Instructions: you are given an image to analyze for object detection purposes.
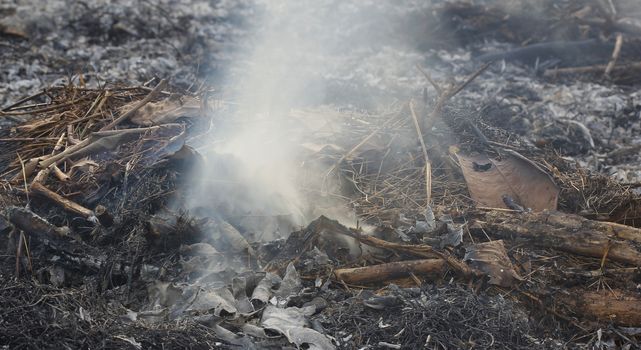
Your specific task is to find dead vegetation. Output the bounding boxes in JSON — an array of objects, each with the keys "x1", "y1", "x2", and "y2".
[{"x1": 3, "y1": 0, "x2": 641, "y2": 349}]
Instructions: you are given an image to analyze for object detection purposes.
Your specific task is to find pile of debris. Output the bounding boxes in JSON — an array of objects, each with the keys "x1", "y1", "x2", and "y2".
[
  {"x1": 3, "y1": 0, "x2": 641, "y2": 349},
  {"x1": 0, "y1": 70, "x2": 640, "y2": 349}
]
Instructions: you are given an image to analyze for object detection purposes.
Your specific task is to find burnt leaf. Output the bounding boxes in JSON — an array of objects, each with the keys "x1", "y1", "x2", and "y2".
[{"x1": 456, "y1": 150, "x2": 559, "y2": 211}]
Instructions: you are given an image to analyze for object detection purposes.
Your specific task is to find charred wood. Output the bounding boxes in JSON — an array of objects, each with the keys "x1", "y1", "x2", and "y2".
[
  {"x1": 94, "y1": 205, "x2": 114, "y2": 227},
  {"x1": 6, "y1": 206, "x2": 69, "y2": 239}
]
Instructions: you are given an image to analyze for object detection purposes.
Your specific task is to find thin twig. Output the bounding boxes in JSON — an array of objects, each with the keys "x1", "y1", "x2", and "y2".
[
  {"x1": 0, "y1": 95, "x2": 93, "y2": 116},
  {"x1": 33, "y1": 133, "x2": 66, "y2": 184},
  {"x1": 1, "y1": 91, "x2": 46, "y2": 112},
  {"x1": 21, "y1": 232, "x2": 32, "y2": 273},
  {"x1": 100, "y1": 79, "x2": 167, "y2": 131},
  {"x1": 416, "y1": 64, "x2": 443, "y2": 95},
  {"x1": 15, "y1": 231, "x2": 24, "y2": 277},
  {"x1": 425, "y1": 62, "x2": 492, "y2": 130},
  {"x1": 0, "y1": 138, "x2": 60, "y2": 142},
  {"x1": 447, "y1": 61, "x2": 493, "y2": 100},
  {"x1": 605, "y1": 33, "x2": 624, "y2": 77},
  {"x1": 409, "y1": 100, "x2": 432, "y2": 205}
]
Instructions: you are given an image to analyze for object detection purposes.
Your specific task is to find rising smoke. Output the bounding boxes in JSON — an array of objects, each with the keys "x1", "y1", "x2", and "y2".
[{"x1": 188, "y1": 0, "x2": 429, "y2": 241}]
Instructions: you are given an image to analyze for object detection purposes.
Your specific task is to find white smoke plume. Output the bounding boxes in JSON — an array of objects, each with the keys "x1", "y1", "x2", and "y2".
[{"x1": 188, "y1": 0, "x2": 427, "y2": 240}]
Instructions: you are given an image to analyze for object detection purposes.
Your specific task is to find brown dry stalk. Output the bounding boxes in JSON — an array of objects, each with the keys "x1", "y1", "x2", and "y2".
[
  {"x1": 409, "y1": 100, "x2": 432, "y2": 205},
  {"x1": 605, "y1": 33, "x2": 624, "y2": 77}
]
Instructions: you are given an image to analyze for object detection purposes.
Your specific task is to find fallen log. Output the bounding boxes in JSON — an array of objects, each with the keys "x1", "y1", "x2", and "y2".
[
  {"x1": 334, "y1": 259, "x2": 445, "y2": 285},
  {"x1": 477, "y1": 210, "x2": 641, "y2": 266},
  {"x1": 559, "y1": 289, "x2": 641, "y2": 326}
]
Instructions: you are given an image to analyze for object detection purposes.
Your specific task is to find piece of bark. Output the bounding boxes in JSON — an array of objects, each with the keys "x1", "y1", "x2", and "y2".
[
  {"x1": 478, "y1": 210, "x2": 641, "y2": 266},
  {"x1": 456, "y1": 151, "x2": 559, "y2": 211},
  {"x1": 334, "y1": 259, "x2": 445, "y2": 285},
  {"x1": 464, "y1": 240, "x2": 523, "y2": 287},
  {"x1": 560, "y1": 289, "x2": 641, "y2": 326},
  {"x1": 30, "y1": 181, "x2": 96, "y2": 220}
]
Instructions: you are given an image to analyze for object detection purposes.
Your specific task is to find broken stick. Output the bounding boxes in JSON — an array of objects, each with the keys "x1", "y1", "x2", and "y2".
[
  {"x1": 334, "y1": 259, "x2": 445, "y2": 285},
  {"x1": 30, "y1": 182, "x2": 96, "y2": 221},
  {"x1": 342, "y1": 230, "x2": 479, "y2": 278}
]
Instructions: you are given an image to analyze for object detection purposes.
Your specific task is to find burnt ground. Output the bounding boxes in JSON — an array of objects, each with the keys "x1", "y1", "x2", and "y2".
[{"x1": 3, "y1": 0, "x2": 641, "y2": 349}]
